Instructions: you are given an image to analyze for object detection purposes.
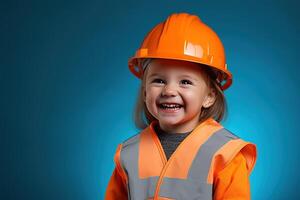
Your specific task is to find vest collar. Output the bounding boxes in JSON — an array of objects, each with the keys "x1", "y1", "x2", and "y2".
[{"x1": 139, "y1": 117, "x2": 223, "y2": 179}]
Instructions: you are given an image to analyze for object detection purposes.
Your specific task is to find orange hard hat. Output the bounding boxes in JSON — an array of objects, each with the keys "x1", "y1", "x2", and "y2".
[{"x1": 128, "y1": 13, "x2": 232, "y2": 90}]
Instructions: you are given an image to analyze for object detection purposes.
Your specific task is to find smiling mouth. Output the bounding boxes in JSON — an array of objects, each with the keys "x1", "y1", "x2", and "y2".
[{"x1": 158, "y1": 103, "x2": 183, "y2": 111}]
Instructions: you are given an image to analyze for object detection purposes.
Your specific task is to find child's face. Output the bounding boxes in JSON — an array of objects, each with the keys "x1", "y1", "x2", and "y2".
[{"x1": 143, "y1": 59, "x2": 216, "y2": 133}]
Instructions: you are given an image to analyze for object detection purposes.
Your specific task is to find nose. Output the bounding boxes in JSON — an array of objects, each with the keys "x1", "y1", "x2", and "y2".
[{"x1": 161, "y1": 83, "x2": 177, "y2": 97}]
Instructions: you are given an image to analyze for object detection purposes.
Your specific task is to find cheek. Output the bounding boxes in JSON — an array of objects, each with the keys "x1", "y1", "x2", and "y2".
[
  {"x1": 145, "y1": 87, "x2": 159, "y2": 98},
  {"x1": 183, "y1": 89, "x2": 201, "y2": 99},
  {"x1": 145, "y1": 91, "x2": 158, "y2": 117},
  {"x1": 183, "y1": 89, "x2": 207, "y2": 106},
  {"x1": 145, "y1": 88, "x2": 159, "y2": 107}
]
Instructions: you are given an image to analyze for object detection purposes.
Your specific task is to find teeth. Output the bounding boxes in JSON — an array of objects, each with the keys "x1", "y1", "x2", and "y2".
[{"x1": 160, "y1": 103, "x2": 182, "y2": 109}]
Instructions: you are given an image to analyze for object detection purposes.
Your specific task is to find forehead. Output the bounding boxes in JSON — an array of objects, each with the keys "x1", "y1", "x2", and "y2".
[{"x1": 146, "y1": 59, "x2": 206, "y2": 76}]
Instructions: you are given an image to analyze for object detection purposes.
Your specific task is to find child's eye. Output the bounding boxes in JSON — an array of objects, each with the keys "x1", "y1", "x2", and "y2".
[
  {"x1": 152, "y1": 78, "x2": 165, "y2": 84},
  {"x1": 180, "y1": 79, "x2": 193, "y2": 85}
]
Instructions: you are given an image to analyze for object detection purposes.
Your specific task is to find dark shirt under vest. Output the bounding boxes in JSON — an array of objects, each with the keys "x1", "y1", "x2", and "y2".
[{"x1": 154, "y1": 125, "x2": 192, "y2": 160}]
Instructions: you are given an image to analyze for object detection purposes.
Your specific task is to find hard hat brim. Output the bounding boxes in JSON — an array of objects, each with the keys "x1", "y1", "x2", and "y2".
[{"x1": 128, "y1": 56, "x2": 232, "y2": 90}]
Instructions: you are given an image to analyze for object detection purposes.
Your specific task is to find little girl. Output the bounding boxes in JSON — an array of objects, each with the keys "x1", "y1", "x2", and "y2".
[{"x1": 105, "y1": 13, "x2": 257, "y2": 200}]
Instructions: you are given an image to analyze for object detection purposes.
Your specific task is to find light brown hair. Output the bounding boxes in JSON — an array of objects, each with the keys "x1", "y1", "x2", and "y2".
[{"x1": 133, "y1": 59, "x2": 228, "y2": 130}]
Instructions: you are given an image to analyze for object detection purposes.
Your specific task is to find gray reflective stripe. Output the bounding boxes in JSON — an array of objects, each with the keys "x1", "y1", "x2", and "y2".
[
  {"x1": 188, "y1": 128, "x2": 239, "y2": 180},
  {"x1": 159, "y1": 177, "x2": 212, "y2": 199},
  {"x1": 120, "y1": 128, "x2": 240, "y2": 200},
  {"x1": 121, "y1": 133, "x2": 159, "y2": 199},
  {"x1": 158, "y1": 128, "x2": 239, "y2": 199}
]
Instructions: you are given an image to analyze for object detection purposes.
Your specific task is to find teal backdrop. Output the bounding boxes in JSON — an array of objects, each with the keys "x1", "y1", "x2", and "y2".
[{"x1": 1, "y1": 0, "x2": 300, "y2": 199}]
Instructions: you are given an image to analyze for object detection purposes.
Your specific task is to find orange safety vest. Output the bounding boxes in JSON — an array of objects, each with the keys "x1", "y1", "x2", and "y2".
[{"x1": 107, "y1": 118, "x2": 257, "y2": 200}]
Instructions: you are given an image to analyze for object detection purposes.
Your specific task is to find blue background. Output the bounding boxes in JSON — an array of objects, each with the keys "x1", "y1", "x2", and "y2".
[{"x1": 1, "y1": 0, "x2": 300, "y2": 199}]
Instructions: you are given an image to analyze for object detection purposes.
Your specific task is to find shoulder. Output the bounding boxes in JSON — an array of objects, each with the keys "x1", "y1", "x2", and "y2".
[
  {"x1": 121, "y1": 132, "x2": 141, "y2": 150},
  {"x1": 215, "y1": 151, "x2": 247, "y2": 178},
  {"x1": 120, "y1": 124, "x2": 154, "y2": 149},
  {"x1": 213, "y1": 127, "x2": 240, "y2": 141},
  {"x1": 112, "y1": 132, "x2": 141, "y2": 160},
  {"x1": 212, "y1": 126, "x2": 257, "y2": 174},
  {"x1": 112, "y1": 132, "x2": 142, "y2": 169},
  {"x1": 213, "y1": 151, "x2": 252, "y2": 199},
  {"x1": 115, "y1": 127, "x2": 148, "y2": 157}
]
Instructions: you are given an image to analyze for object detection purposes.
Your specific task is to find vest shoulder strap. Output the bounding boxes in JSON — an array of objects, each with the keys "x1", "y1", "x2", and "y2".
[
  {"x1": 114, "y1": 132, "x2": 143, "y2": 186},
  {"x1": 113, "y1": 144, "x2": 128, "y2": 186},
  {"x1": 207, "y1": 129, "x2": 257, "y2": 183}
]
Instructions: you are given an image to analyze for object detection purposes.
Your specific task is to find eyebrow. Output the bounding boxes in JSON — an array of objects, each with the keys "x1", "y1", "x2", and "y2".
[
  {"x1": 148, "y1": 73, "x2": 199, "y2": 81},
  {"x1": 179, "y1": 75, "x2": 199, "y2": 82},
  {"x1": 148, "y1": 73, "x2": 162, "y2": 78}
]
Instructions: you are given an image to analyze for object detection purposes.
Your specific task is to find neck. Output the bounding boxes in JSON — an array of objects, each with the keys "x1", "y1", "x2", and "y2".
[{"x1": 158, "y1": 120, "x2": 199, "y2": 134}]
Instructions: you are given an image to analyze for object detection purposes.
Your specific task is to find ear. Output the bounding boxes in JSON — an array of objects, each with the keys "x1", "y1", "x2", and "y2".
[{"x1": 202, "y1": 89, "x2": 216, "y2": 108}]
